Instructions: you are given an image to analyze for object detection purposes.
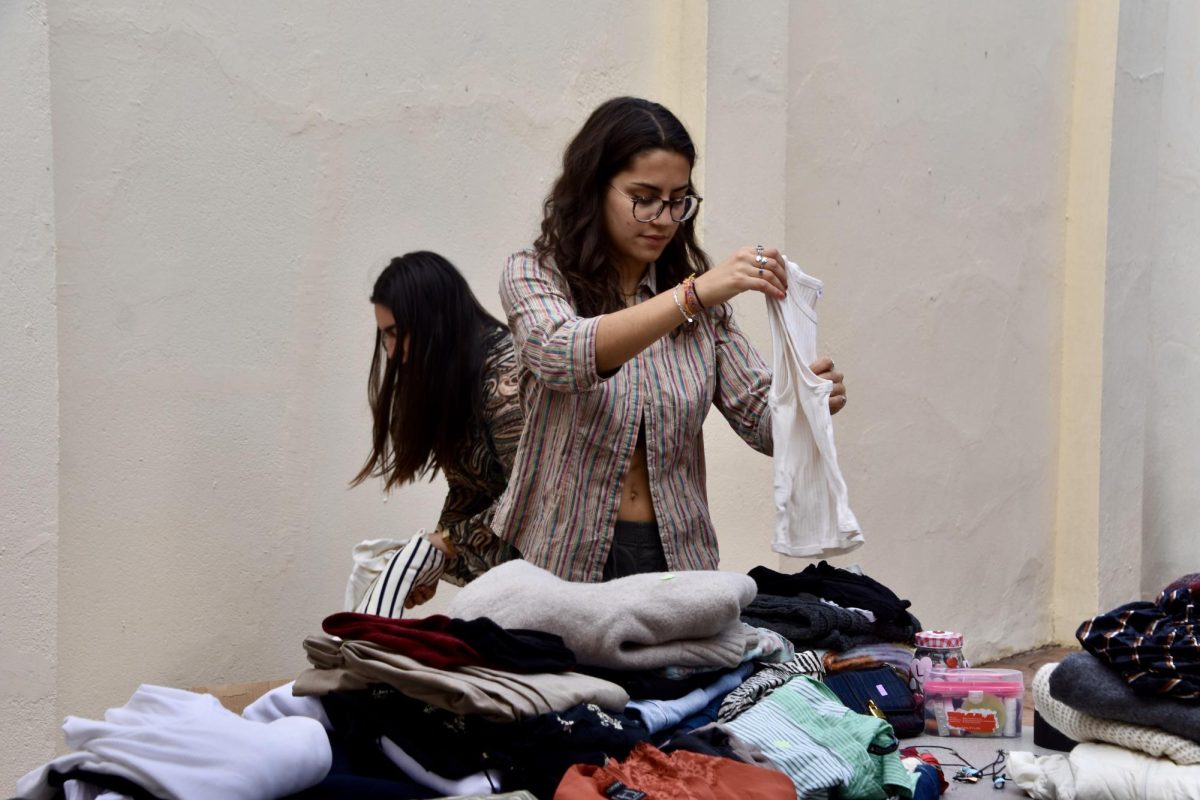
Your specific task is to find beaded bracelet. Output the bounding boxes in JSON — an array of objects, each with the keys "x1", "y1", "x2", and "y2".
[{"x1": 681, "y1": 273, "x2": 705, "y2": 318}]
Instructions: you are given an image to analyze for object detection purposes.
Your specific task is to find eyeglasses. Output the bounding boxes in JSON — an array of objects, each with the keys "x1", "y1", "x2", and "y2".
[{"x1": 610, "y1": 185, "x2": 703, "y2": 223}]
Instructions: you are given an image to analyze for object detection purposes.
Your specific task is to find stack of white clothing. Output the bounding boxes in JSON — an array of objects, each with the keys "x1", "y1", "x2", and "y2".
[
  {"x1": 765, "y1": 261, "x2": 863, "y2": 558},
  {"x1": 1009, "y1": 663, "x2": 1200, "y2": 799},
  {"x1": 242, "y1": 680, "x2": 330, "y2": 730},
  {"x1": 18, "y1": 685, "x2": 331, "y2": 800},
  {"x1": 1010, "y1": 743, "x2": 1200, "y2": 800}
]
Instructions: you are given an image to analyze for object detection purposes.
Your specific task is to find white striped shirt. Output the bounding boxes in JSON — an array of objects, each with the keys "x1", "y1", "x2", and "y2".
[{"x1": 493, "y1": 250, "x2": 773, "y2": 581}]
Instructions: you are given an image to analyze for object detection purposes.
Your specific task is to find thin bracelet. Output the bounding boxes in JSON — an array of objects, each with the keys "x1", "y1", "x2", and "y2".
[
  {"x1": 429, "y1": 528, "x2": 458, "y2": 558},
  {"x1": 690, "y1": 277, "x2": 706, "y2": 309},
  {"x1": 672, "y1": 285, "x2": 695, "y2": 324}
]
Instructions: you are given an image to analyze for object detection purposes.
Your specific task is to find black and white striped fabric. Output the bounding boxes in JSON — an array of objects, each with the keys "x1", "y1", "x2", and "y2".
[
  {"x1": 353, "y1": 535, "x2": 446, "y2": 619},
  {"x1": 717, "y1": 649, "x2": 826, "y2": 723}
]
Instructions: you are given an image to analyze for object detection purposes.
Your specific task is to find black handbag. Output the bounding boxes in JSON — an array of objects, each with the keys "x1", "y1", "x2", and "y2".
[{"x1": 823, "y1": 666, "x2": 925, "y2": 739}]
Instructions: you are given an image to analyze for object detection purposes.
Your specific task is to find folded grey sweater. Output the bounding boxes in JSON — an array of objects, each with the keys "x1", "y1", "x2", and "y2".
[
  {"x1": 447, "y1": 559, "x2": 756, "y2": 671},
  {"x1": 1049, "y1": 651, "x2": 1200, "y2": 743}
]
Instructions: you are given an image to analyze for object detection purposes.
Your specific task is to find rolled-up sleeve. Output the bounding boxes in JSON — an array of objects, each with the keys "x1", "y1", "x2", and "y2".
[
  {"x1": 712, "y1": 308, "x2": 774, "y2": 456},
  {"x1": 499, "y1": 251, "x2": 606, "y2": 393}
]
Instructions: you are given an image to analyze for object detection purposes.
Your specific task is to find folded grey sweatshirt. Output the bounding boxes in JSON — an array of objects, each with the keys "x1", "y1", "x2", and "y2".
[
  {"x1": 1049, "y1": 651, "x2": 1200, "y2": 743},
  {"x1": 447, "y1": 559, "x2": 756, "y2": 671}
]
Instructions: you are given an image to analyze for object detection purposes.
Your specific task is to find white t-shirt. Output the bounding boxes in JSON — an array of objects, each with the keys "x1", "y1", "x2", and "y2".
[{"x1": 766, "y1": 260, "x2": 864, "y2": 557}]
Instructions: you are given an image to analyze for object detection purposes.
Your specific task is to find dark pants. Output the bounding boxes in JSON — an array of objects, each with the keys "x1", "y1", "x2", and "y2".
[{"x1": 602, "y1": 520, "x2": 668, "y2": 581}]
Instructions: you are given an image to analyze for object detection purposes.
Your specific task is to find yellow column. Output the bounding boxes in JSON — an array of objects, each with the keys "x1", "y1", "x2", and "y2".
[{"x1": 1052, "y1": 0, "x2": 1120, "y2": 641}]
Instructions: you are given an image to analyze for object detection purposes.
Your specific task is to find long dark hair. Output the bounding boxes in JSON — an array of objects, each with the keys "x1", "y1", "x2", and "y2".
[
  {"x1": 351, "y1": 251, "x2": 506, "y2": 491},
  {"x1": 534, "y1": 97, "x2": 710, "y2": 317}
]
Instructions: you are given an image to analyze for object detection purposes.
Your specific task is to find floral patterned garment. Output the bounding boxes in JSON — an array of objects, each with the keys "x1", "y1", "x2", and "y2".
[{"x1": 436, "y1": 330, "x2": 523, "y2": 586}]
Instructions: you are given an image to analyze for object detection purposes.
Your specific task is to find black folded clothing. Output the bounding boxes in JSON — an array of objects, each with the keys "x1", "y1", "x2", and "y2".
[{"x1": 749, "y1": 561, "x2": 915, "y2": 626}]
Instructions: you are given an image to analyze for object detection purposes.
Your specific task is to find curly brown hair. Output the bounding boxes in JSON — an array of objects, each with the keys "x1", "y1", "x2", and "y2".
[{"x1": 534, "y1": 97, "x2": 711, "y2": 317}]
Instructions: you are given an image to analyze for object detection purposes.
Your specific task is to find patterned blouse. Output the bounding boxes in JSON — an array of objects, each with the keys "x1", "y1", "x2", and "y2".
[
  {"x1": 492, "y1": 250, "x2": 774, "y2": 582},
  {"x1": 436, "y1": 330, "x2": 522, "y2": 586}
]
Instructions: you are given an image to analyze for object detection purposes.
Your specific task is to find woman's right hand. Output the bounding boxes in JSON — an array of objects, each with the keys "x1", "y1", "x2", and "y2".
[{"x1": 693, "y1": 245, "x2": 788, "y2": 306}]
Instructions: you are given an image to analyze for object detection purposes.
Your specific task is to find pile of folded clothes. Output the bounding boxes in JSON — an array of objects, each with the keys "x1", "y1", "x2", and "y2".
[
  {"x1": 1011, "y1": 573, "x2": 1200, "y2": 799},
  {"x1": 19, "y1": 559, "x2": 938, "y2": 799}
]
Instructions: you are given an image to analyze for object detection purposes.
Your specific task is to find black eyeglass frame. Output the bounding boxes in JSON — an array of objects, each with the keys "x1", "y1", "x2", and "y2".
[{"x1": 609, "y1": 184, "x2": 704, "y2": 223}]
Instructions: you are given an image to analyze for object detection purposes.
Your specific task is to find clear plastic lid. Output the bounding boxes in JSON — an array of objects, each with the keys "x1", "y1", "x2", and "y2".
[{"x1": 922, "y1": 666, "x2": 1024, "y2": 696}]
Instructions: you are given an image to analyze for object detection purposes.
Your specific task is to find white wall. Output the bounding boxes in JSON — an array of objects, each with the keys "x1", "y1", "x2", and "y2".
[
  {"x1": 1141, "y1": 0, "x2": 1200, "y2": 595},
  {"x1": 0, "y1": 0, "x2": 60, "y2": 790},
  {"x1": 777, "y1": 1, "x2": 1076, "y2": 657},
  {"x1": 703, "y1": 3, "x2": 1078, "y2": 664},
  {"x1": 701, "y1": 0, "x2": 791, "y2": 573},
  {"x1": 656, "y1": 0, "x2": 1075, "y2": 664},
  {"x1": 1092, "y1": 0, "x2": 1163, "y2": 611},
  {"x1": 47, "y1": 0, "x2": 698, "y2": 725}
]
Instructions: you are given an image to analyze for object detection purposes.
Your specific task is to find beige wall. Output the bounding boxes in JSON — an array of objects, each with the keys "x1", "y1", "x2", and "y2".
[
  {"x1": 780, "y1": 1, "x2": 1076, "y2": 658},
  {"x1": 1050, "y1": 0, "x2": 1199, "y2": 635},
  {"x1": 1051, "y1": 0, "x2": 1120, "y2": 640},
  {"x1": 1141, "y1": 0, "x2": 1200, "y2": 596},
  {"x1": 5, "y1": 0, "x2": 1199, "y2": 790},
  {"x1": 47, "y1": 0, "x2": 680, "y2": 733},
  {"x1": 0, "y1": 0, "x2": 60, "y2": 786}
]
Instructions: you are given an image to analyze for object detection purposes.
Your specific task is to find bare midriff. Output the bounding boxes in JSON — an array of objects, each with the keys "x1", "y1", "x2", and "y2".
[{"x1": 617, "y1": 423, "x2": 656, "y2": 522}]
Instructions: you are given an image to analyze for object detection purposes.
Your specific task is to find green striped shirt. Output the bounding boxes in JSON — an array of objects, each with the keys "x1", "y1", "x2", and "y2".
[{"x1": 727, "y1": 676, "x2": 918, "y2": 799}]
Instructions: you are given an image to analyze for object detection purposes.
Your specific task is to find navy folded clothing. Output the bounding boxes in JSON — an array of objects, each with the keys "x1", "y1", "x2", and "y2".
[
  {"x1": 749, "y1": 561, "x2": 913, "y2": 625},
  {"x1": 1049, "y1": 651, "x2": 1200, "y2": 742},
  {"x1": 320, "y1": 686, "x2": 650, "y2": 798},
  {"x1": 1076, "y1": 586, "x2": 1200, "y2": 701}
]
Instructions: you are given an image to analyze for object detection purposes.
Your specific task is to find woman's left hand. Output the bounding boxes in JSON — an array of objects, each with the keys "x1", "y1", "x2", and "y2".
[
  {"x1": 404, "y1": 584, "x2": 437, "y2": 609},
  {"x1": 811, "y1": 357, "x2": 847, "y2": 414}
]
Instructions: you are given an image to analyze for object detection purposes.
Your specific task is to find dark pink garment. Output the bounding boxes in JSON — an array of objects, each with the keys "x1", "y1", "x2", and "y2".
[{"x1": 322, "y1": 613, "x2": 485, "y2": 670}]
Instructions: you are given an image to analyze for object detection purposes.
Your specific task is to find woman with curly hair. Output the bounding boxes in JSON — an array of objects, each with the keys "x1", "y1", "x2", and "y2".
[{"x1": 493, "y1": 97, "x2": 846, "y2": 582}]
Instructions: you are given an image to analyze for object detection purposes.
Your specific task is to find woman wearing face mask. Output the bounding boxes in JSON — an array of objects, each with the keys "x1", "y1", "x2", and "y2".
[
  {"x1": 352, "y1": 251, "x2": 520, "y2": 606},
  {"x1": 493, "y1": 97, "x2": 846, "y2": 582}
]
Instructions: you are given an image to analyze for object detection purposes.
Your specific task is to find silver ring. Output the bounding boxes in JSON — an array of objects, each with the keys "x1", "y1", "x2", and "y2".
[
  {"x1": 755, "y1": 243, "x2": 765, "y2": 256},
  {"x1": 758, "y1": 267, "x2": 764, "y2": 277},
  {"x1": 755, "y1": 254, "x2": 767, "y2": 265}
]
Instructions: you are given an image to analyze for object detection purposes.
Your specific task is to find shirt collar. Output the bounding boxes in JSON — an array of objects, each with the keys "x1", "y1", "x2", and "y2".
[{"x1": 637, "y1": 264, "x2": 658, "y2": 297}]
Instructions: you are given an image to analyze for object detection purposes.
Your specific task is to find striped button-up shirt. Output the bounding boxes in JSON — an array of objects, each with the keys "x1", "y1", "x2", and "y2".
[{"x1": 493, "y1": 250, "x2": 773, "y2": 582}]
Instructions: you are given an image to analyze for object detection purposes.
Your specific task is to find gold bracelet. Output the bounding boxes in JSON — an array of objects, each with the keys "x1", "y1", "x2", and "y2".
[{"x1": 431, "y1": 528, "x2": 458, "y2": 558}]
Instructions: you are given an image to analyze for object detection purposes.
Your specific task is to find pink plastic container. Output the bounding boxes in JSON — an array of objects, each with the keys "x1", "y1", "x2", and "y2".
[{"x1": 922, "y1": 666, "x2": 1024, "y2": 737}]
